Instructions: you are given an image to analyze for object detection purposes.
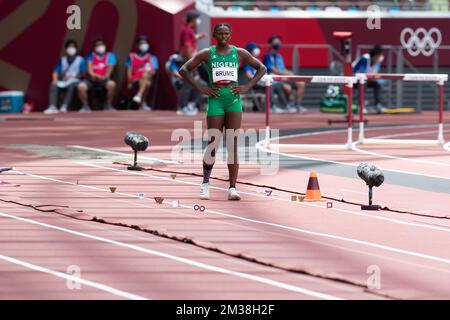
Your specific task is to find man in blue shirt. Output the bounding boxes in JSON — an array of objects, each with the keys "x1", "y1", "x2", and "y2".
[
  {"x1": 243, "y1": 42, "x2": 289, "y2": 113},
  {"x1": 263, "y1": 35, "x2": 306, "y2": 112},
  {"x1": 352, "y1": 45, "x2": 386, "y2": 112},
  {"x1": 44, "y1": 40, "x2": 86, "y2": 114}
]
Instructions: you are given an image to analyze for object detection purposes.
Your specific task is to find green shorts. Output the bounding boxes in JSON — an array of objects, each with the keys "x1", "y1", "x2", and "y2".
[{"x1": 207, "y1": 88, "x2": 242, "y2": 117}]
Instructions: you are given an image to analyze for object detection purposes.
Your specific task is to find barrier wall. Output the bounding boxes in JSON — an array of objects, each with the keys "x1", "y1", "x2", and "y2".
[{"x1": 209, "y1": 16, "x2": 450, "y2": 68}]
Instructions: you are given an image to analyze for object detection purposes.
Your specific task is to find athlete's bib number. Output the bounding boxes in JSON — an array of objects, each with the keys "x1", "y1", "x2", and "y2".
[{"x1": 213, "y1": 66, "x2": 237, "y2": 84}]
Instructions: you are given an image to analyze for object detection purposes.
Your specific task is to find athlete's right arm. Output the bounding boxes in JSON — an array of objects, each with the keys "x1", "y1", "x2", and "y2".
[{"x1": 179, "y1": 49, "x2": 220, "y2": 97}]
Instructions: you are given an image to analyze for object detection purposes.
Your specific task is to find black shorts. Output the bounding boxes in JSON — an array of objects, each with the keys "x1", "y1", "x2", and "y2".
[{"x1": 83, "y1": 79, "x2": 108, "y2": 91}]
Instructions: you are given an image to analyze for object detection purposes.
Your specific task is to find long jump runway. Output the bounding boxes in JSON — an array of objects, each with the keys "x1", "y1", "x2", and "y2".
[{"x1": 1, "y1": 111, "x2": 449, "y2": 300}]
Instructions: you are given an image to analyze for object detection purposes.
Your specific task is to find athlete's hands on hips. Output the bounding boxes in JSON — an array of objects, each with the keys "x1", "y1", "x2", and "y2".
[
  {"x1": 231, "y1": 84, "x2": 250, "y2": 95},
  {"x1": 201, "y1": 86, "x2": 220, "y2": 97}
]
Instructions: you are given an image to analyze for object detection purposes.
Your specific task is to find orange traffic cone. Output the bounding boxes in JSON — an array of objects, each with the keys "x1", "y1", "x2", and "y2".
[{"x1": 305, "y1": 171, "x2": 322, "y2": 201}]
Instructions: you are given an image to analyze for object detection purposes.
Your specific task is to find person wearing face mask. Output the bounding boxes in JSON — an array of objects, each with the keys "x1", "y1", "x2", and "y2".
[
  {"x1": 126, "y1": 35, "x2": 159, "y2": 111},
  {"x1": 78, "y1": 38, "x2": 118, "y2": 112},
  {"x1": 263, "y1": 35, "x2": 307, "y2": 113},
  {"x1": 242, "y1": 42, "x2": 289, "y2": 112},
  {"x1": 44, "y1": 40, "x2": 86, "y2": 114}
]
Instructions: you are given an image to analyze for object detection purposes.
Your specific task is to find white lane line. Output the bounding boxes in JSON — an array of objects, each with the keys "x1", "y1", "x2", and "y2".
[
  {"x1": 370, "y1": 129, "x2": 450, "y2": 140},
  {"x1": 351, "y1": 128, "x2": 450, "y2": 167},
  {"x1": 21, "y1": 162, "x2": 450, "y2": 267},
  {"x1": 262, "y1": 124, "x2": 450, "y2": 172},
  {"x1": 351, "y1": 127, "x2": 450, "y2": 167},
  {"x1": 0, "y1": 253, "x2": 147, "y2": 300},
  {"x1": 15, "y1": 202, "x2": 450, "y2": 288},
  {"x1": 352, "y1": 142, "x2": 450, "y2": 167},
  {"x1": 256, "y1": 140, "x2": 450, "y2": 181},
  {"x1": 73, "y1": 162, "x2": 450, "y2": 235},
  {"x1": 0, "y1": 211, "x2": 342, "y2": 300},
  {"x1": 12, "y1": 169, "x2": 450, "y2": 278}
]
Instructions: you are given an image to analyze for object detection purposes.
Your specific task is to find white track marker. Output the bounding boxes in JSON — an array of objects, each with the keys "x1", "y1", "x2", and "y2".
[
  {"x1": 256, "y1": 139, "x2": 450, "y2": 181},
  {"x1": 352, "y1": 129, "x2": 450, "y2": 167},
  {"x1": 442, "y1": 142, "x2": 450, "y2": 152},
  {"x1": 352, "y1": 142, "x2": 450, "y2": 167}
]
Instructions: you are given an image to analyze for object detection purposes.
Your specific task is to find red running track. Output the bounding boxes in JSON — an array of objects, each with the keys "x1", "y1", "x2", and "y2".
[{"x1": 0, "y1": 111, "x2": 449, "y2": 299}]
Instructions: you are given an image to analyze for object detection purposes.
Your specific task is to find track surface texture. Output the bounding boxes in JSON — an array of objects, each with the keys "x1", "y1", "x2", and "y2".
[{"x1": 1, "y1": 110, "x2": 449, "y2": 300}]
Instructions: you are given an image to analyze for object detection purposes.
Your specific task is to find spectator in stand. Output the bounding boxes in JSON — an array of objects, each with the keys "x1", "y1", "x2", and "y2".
[
  {"x1": 126, "y1": 35, "x2": 158, "y2": 111},
  {"x1": 352, "y1": 45, "x2": 386, "y2": 112},
  {"x1": 166, "y1": 52, "x2": 205, "y2": 116},
  {"x1": 44, "y1": 40, "x2": 86, "y2": 114},
  {"x1": 77, "y1": 38, "x2": 117, "y2": 112},
  {"x1": 263, "y1": 35, "x2": 307, "y2": 112},
  {"x1": 243, "y1": 42, "x2": 289, "y2": 112}
]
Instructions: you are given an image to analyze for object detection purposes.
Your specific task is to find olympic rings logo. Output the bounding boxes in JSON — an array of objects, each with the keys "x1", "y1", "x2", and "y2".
[
  {"x1": 193, "y1": 204, "x2": 205, "y2": 212},
  {"x1": 400, "y1": 27, "x2": 442, "y2": 57}
]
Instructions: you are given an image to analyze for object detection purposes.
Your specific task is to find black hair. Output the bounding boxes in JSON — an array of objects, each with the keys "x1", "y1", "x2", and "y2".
[
  {"x1": 136, "y1": 35, "x2": 149, "y2": 44},
  {"x1": 93, "y1": 37, "x2": 105, "y2": 46},
  {"x1": 268, "y1": 35, "x2": 281, "y2": 44},
  {"x1": 213, "y1": 23, "x2": 232, "y2": 34},
  {"x1": 186, "y1": 10, "x2": 200, "y2": 23},
  {"x1": 370, "y1": 45, "x2": 383, "y2": 57},
  {"x1": 64, "y1": 39, "x2": 78, "y2": 48}
]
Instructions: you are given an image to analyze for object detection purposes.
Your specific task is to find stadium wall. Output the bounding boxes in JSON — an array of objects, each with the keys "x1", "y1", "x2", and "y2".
[{"x1": 208, "y1": 16, "x2": 450, "y2": 68}]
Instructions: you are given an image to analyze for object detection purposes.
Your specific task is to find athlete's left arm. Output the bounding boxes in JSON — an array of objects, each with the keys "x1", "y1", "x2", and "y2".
[{"x1": 231, "y1": 48, "x2": 267, "y2": 95}]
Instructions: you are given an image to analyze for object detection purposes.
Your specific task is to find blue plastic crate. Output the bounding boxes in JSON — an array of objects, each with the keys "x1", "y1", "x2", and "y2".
[{"x1": 0, "y1": 91, "x2": 24, "y2": 113}]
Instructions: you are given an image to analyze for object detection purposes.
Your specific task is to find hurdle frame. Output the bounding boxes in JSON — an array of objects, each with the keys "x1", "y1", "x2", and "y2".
[
  {"x1": 356, "y1": 73, "x2": 449, "y2": 145},
  {"x1": 264, "y1": 75, "x2": 357, "y2": 151}
]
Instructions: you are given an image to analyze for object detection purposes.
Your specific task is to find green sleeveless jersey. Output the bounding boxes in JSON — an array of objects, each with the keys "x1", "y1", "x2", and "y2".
[{"x1": 206, "y1": 45, "x2": 240, "y2": 86}]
